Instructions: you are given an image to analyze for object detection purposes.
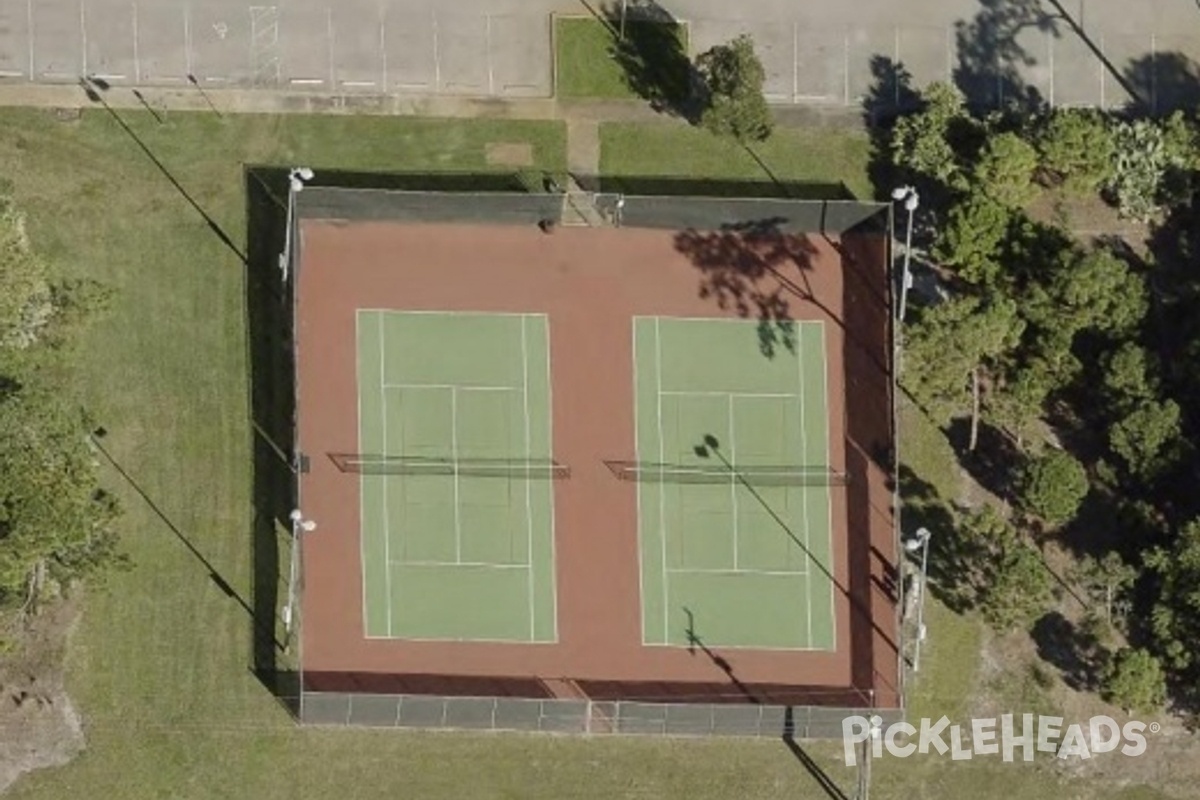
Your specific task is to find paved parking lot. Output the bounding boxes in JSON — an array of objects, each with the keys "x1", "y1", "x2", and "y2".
[
  {"x1": 0, "y1": 0, "x2": 551, "y2": 96},
  {"x1": 1, "y1": 0, "x2": 1199, "y2": 113}
]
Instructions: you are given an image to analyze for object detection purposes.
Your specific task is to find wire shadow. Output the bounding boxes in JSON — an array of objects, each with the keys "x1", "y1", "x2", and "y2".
[
  {"x1": 782, "y1": 708, "x2": 852, "y2": 800},
  {"x1": 89, "y1": 428, "x2": 283, "y2": 652},
  {"x1": 682, "y1": 607, "x2": 761, "y2": 703},
  {"x1": 694, "y1": 436, "x2": 898, "y2": 655},
  {"x1": 80, "y1": 77, "x2": 247, "y2": 264}
]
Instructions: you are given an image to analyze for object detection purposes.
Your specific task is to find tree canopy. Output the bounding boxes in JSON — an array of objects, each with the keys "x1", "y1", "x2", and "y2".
[{"x1": 695, "y1": 35, "x2": 773, "y2": 143}]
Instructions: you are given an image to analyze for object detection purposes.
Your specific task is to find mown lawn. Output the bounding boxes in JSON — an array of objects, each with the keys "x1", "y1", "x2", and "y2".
[
  {"x1": 0, "y1": 106, "x2": 1172, "y2": 800},
  {"x1": 555, "y1": 17, "x2": 688, "y2": 100},
  {"x1": 600, "y1": 121, "x2": 874, "y2": 200}
]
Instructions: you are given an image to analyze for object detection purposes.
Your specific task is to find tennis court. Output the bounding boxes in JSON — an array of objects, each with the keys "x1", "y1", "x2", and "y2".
[
  {"x1": 632, "y1": 317, "x2": 835, "y2": 651},
  {"x1": 354, "y1": 310, "x2": 557, "y2": 642}
]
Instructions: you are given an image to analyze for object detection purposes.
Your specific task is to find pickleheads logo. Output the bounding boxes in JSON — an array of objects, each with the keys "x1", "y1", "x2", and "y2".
[{"x1": 842, "y1": 714, "x2": 1157, "y2": 765}]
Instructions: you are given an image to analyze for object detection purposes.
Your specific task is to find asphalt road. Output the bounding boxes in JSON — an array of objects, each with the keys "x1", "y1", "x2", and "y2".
[{"x1": 0, "y1": 0, "x2": 1197, "y2": 111}]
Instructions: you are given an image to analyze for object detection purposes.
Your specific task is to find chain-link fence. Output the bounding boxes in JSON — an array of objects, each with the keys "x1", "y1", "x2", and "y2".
[{"x1": 300, "y1": 692, "x2": 903, "y2": 739}]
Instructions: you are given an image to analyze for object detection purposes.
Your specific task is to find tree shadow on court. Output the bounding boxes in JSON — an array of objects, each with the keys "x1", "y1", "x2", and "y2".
[
  {"x1": 672, "y1": 217, "x2": 811, "y2": 359},
  {"x1": 952, "y1": 0, "x2": 1053, "y2": 113},
  {"x1": 244, "y1": 165, "x2": 303, "y2": 712},
  {"x1": 594, "y1": 0, "x2": 704, "y2": 120}
]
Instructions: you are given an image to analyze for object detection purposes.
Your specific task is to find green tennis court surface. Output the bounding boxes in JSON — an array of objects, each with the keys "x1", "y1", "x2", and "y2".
[
  {"x1": 633, "y1": 317, "x2": 835, "y2": 650},
  {"x1": 356, "y1": 311, "x2": 557, "y2": 642}
]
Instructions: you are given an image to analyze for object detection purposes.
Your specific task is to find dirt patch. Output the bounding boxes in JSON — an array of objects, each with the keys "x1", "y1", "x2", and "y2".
[
  {"x1": 484, "y1": 142, "x2": 534, "y2": 168},
  {"x1": 0, "y1": 599, "x2": 85, "y2": 793}
]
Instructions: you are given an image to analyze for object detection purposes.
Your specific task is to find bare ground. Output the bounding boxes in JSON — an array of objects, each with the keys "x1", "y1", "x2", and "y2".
[{"x1": 0, "y1": 598, "x2": 84, "y2": 794}]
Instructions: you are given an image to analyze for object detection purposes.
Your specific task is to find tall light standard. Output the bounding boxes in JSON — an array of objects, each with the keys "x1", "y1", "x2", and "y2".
[
  {"x1": 890, "y1": 185, "x2": 919, "y2": 324},
  {"x1": 283, "y1": 509, "x2": 317, "y2": 641},
  {"x1": 279, "y1": 167, "x2": 314, "y2": 284},
  {"x1": 903, "y1": 527, "x2": 932, "y2": 673}
]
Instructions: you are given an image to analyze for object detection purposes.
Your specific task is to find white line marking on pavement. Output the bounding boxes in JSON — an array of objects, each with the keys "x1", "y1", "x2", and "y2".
[
  {"x1": 132, "y1": 1, "x2": 140, "y2": 82},
  {"x1": 26, "y1": 0, "x2": 34, "y2": 79},
  {"x1": 80, "y1": 0, "x2": 87, "y2": 75},
  {"x1": 183, "y1": 3, "x2": 192, "y2": 77}
]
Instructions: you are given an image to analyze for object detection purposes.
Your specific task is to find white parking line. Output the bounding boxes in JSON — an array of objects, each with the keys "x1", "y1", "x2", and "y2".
[
  {"x1": 289, "y1": 78, "x2": 324, "y2": 85},
  {"x1": 132, "y1": 1, "x2": 140, "y2": 83},
  {"x1": 432, "y1": 9, "x2": 441, "y2": 90},
  {"x1": 379, "y1": 5, "x2": 387, "y2": 91},
  {"x1": 79, "y1": 0, "x2": 87, "y2": 75},
  {"x1": 326, "y1": 6, "x2": 335, "y2": 87},
  {"x1": 343, "y1": 80, "x2": 376, "y2": 88},
  {"x1": 183, "y1": 3, "x2": 192, "y2": 77},
  {"x1": 26, "y1": 0, "x2": 34, "y2": 80}
]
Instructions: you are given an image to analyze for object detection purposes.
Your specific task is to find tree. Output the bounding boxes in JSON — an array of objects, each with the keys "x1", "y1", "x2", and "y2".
[
  {"x1": 904, "y1": 296, "x2": 1024, "y2": 443},
  {"x1": 1036, "y1": 109, "x2": 1115, "y2": 193},
  {"x1": 958, "y1": 507, "x2": 1052, "y2": 632},
  {"x1": 0, "y1": 197, "x2": 55, "y2": 350},
  {"x1": 0, "y1": 383, "x2": 121, "y2": 605},
  {"x1": 972, "y1": 131, "x2": 1039, "y2": 208},
  {"x1": 1049, "y1": 248, "x2": 1148, "y2": 336},
  {"x1": 1100, "y1": 648, "x2": 1167, "y2": 714},
  {"x1": 932, "y1": 194, "x2": 1011, "y2": 285},
  {"x1": 984, "y1": 358, "x2": 1056, "y2": 446},
  {"x1": 1101, "y1": 342, "x2": 1157, "y2": 412},
  {"x1": 1108, "y1": 399, "x2": 1181, "y2": 479},
  {"x1": 891, "y1": 82, "x2": 973, "y2": 186},
  {"x1": 1146, "y1": 519, "x2": 1200, "y2": 674},
  {"x1": 1020, "y1": 449, "x2": 1089, "y2": 527},
  {"x1": 694, "y1": 35, "x2": 773, "y2": 143},
  {"x1": 1071, "y1": 552, "x2": 1137, "y2": 628}
]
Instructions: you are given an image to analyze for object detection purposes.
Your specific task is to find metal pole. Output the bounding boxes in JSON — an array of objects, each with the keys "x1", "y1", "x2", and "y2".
[
  {"x1": 898, "y1": 202, "x2": 914, "y2": 323},
  {"x1": 280, "y1": 186, "x2": 295, "y2": 283},
  {"x1": 912, "y1": 531, "x2": 930, "y2": 673}
]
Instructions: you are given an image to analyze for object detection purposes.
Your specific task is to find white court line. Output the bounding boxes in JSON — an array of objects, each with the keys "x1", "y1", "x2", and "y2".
[
  {"x1": 450, "y1": 387, "x2": 461, "y2": 563},
  {"x1": 796, "y1": 323, "x2": 813, "y2": 648},
  {"x1": 728, "y1": 393, "x2": 738, "y2": 570},
  {"x1": 343, "y1": 80, "x2": 377, "y2": 88},
  {"x1": 0, "y1": 70, "x2": 24, "y2": 77},
  {"x1": 377, "y1": 311, "x2": 394, "y2": 637},
  {"x1": 357, "y1": 311, "x2": 371, "y2": 637},
  {"x1": 289, "y1": 78, "x2": 325, "y2": 85},
  {"x1": 360, "y1": 308, "x2": 537, "y2": 317},
  {"x1": 632, "y1": 318, "x2": 647, "y2": 645},
  {"x1": 655, "y1": 318, "x2": 669, "y2": 645},
  {"x1": 819, "y1": 323, "x2": 835, "y2": 651},
  {"x1": 667, "y1": 567, "x2": 809, "y2": 578},
  {"x1": 522, "y1": 315, "x2": 535, "y2": 640},
  {"x1": 542, "y1": 315, "x2": 559, "y2": 642},
  {"x1": 391, "y1": 560, "x2": 528, "y2": 570},
  {"x1": 383, "y1": 382, "x2": 514, "y2": 392},
  {"x1": 659, "y1": 390, "x2": 796, "y2": 399},
  {"x1": 92, "y1": 73, "x2": 126, "y2": 81},
  {"x1": 326, "y1": 6, "x2": 335, "y2": 88}
]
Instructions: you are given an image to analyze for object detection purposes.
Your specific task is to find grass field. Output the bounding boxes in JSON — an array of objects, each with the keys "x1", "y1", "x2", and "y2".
[
  {"x1": 0, "y1": 106, "x2": 1174, "y2": 800},
  {"x1": 555, "y1": 17, "x2": 688, "y2": 100},
  {"x1": 600, "y1": 122, "x2": 875, "y2": 200}
]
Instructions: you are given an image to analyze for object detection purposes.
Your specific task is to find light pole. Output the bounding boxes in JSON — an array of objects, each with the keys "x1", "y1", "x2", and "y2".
[
  {"x1": 890, "y1": 185, "x2": 919, "y2": 324},
  {"x1": 279, "y1": 167, "x2": 314, "y2": 284},
  {"x1": 903, "y1": 527, "x2": 932, "y2": 673},
  {"x1": 283, "y1": 509, "x2": 317, "y2": 640}
]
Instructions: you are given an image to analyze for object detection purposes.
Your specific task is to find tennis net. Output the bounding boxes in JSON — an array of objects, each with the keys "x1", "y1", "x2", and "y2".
[
  {"x1": 604, "y1": 460, "x2": 847, "y2": 487},
  {"x1": 328, "y1": 453, "x2": 570, "y2": 479}
]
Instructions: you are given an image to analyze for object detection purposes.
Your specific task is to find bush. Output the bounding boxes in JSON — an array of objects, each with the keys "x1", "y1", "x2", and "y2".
[
  {"x1": 1107, "y1": 120, "x2": 1169, "y2": 222},
  {"x1": 1101, "y1": 648, "x2": 1166, "y2": 714},
  {"x1": 1020, "y1": 449, "x2": 1089, "y2": 526},
  {"x1": 973, "y1": 131, "x2": 1039, "y2": 207}
]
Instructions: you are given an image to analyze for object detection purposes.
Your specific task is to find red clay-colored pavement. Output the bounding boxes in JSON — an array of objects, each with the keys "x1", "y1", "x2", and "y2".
[{"x1": 296, "y1": 220, "x2": 899, "y2": 707}]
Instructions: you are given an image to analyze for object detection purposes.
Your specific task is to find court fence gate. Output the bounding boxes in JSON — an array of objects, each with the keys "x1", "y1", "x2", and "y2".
[{"x1": 299, "y1": 692, "x2": 903, "y2": 739}]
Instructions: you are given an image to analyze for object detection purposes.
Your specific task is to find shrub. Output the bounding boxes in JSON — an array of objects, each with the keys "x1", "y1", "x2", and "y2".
[{"x1": 1020, "y1": 449, "x2": 1089, "y2": 527}]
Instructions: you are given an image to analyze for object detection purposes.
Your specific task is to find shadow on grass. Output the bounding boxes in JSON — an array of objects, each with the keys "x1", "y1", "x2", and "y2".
[
  {"x1": 596, "y1": 0, "x2": 703, "y2": 120},
  {"x1": 244, "y1": 166, "x2": 299, "y2": 713},
  {"x1": 781, "y1": 713, "x2": 851, "y2": 800}
]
